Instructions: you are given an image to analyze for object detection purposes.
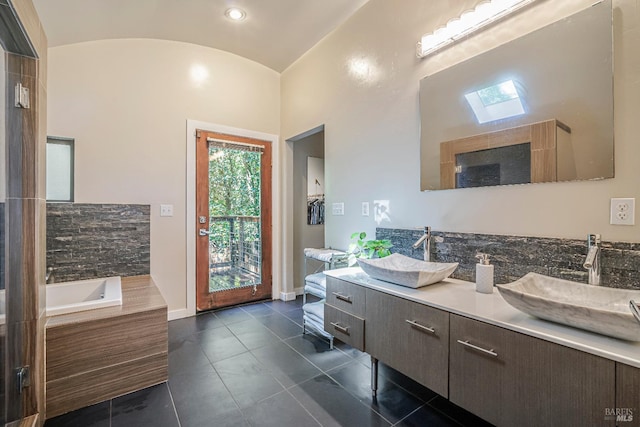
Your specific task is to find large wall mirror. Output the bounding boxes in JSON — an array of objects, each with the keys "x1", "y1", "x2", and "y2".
[
  {"x1": 420, "y1": 0, "x2": 613, "y2": 191},
  {"x1": 307, "y1": 156, "x2": 325, "y2": 225}
]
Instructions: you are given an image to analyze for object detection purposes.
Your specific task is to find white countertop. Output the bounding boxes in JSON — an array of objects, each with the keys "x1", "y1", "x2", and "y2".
[{"x1": 325, "y1": 267, "x2": 640, "y2": 368}]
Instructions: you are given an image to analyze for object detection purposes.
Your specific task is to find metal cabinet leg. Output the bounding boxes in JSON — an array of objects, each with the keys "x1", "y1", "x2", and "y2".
[{"x1": 371, "y1": 356, "x2": 378, "y2": 397}]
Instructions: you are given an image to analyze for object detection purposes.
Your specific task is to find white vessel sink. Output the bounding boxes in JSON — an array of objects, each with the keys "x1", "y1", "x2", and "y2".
[
  {"x1": 497, "y1": 273, "x2": 640, "y2": 341},
  {"x1": 356, "y1": 253, "x2": 458, "y2": 288}
]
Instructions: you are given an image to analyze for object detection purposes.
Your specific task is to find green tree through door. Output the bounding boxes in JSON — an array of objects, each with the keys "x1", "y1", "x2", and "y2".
[{"x1": 208, "y1": 145, "x2": 262, "y2": 292}]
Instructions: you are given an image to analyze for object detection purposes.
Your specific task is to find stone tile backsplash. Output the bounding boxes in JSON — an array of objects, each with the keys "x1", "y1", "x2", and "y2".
[
  {"x1": 377, "y1": 228, "x2": 640, "y2": 290},
  {"x1": 47, "y1": 203, "x2": 150, "y2": 282}
]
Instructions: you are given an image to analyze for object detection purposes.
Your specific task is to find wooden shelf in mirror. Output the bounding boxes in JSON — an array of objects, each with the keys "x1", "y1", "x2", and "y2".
[{"x1": 439, "y1": 119, "x2": 572, "y2": 190}]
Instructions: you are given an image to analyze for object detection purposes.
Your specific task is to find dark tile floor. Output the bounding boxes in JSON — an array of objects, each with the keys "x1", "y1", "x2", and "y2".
[{"x1": 44, "y1": 296, "x2": 494, "y2": 427}]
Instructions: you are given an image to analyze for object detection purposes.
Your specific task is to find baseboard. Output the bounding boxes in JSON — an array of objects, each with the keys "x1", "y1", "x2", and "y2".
[
  {"x1": 168, "y1": 308, "x2": 191, "y2": 321},
  {"x1": 279, "y1": 291, "x2": 297, "y2": 301},
  {"x1": 294, "y1": 286, "x2": 304, "y2": 295}
]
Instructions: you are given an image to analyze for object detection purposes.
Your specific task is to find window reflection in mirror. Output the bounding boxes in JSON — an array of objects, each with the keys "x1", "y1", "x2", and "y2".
[
  {"x1": 46, "y1": 137, "x2": 75, "y2": 202},
  {"x1": 420, "y1": 0, "x2": 613, "y2": 191}
]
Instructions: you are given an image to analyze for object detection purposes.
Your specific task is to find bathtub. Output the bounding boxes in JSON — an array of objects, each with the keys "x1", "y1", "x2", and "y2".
[{"x1": 46, "y1": 276, "x2": 122, "y2": 316}]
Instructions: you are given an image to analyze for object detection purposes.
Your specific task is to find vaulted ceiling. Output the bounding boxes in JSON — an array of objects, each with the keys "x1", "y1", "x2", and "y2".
[{"x1": 33, "y1": 0, "x2": 370, "y2": 72}]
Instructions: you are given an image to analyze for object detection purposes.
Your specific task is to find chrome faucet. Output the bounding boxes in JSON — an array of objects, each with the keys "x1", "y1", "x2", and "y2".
[
  {"x1": 45, "y1": 266, "x2": 55, "y2": 284},
  {"x1": 631, "y1": 300, "x2": 640, "y2": 326},
  {"x1": 412, "y1": 226, "x2": 431, "y2": 262},
  {"x1": 582, "y1": 234, "x2": 601, "y2": 285}
]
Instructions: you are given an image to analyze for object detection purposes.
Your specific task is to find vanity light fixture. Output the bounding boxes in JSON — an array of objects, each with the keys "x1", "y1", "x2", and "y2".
[
  {"x1": 225, "y1": 7, "x2": 246, "y2": 21},
  {"x1": 417, "y1": 0, "x2": 537, "y2": 58}
]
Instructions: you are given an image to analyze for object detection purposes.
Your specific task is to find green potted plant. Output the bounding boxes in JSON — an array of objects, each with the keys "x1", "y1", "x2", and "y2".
[{"x1": 347, "y1": 232, "x2": 393, "y2": 265}]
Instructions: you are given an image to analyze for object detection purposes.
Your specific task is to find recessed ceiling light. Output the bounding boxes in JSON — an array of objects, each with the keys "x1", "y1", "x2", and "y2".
[{"x1": 225, "y1": 8, "x2": 246, "y2": 21}]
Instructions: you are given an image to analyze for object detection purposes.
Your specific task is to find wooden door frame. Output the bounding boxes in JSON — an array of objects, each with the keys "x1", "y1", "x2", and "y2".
[
  {"x1": 184, "y1": 120, "x2": 281, "y2": 319},
  {"x1": 195, "y1": 131, "x2": 272, "y2": 310}
]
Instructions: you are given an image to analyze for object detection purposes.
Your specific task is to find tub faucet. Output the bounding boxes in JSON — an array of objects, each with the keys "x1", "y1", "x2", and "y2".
[
  {"x1": 412, "y1": 226, "x2": 431, "y2": 262},
  {"x1": 582, "y1": 234, "x2": 601, "y2": 285},
  {"x1": 46, "y1": 266, "x2": 55, "y2": 284}
]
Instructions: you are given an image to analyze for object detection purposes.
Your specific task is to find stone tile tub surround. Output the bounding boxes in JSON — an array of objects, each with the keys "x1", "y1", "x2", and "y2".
[
  {"x1": 377, "y1": 228, "x2": 640, "y2": 290},
  {"x1": 46, "y1": 203, "x2": 150, "y2": 282}
]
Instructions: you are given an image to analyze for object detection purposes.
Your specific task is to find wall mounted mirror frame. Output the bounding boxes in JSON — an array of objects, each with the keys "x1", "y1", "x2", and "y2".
[{"x1": 420, "y1": 0, "x2": 613, "y2": 191}]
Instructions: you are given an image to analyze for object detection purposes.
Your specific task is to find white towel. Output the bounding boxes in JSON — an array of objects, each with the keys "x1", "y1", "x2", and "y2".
[
  {"x1": 303, "y1": 300, "x2": 325, "y2": 324},
  {"x1": 304, "y1": 248, "x2": 347, "y2": 263},
  {"x1": 304, "y1": 285, "x2": 326, "y2": 299},
  {"x1": 305, "y1": 272, "x2": 326, "y2": 286},
  {"x1": 303, "y1": 314, "x2": 332, "y2": 339}
]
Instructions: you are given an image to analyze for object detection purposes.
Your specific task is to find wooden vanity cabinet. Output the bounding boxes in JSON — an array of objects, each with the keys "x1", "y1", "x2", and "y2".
[
  {"x1": 365, "y1": 289, "x2": 449, "y2": 397},
  {"x1": 324, "y1": 277, "x2": 366, "y2": 351},
  {"x1": 323, "y1": 304, "x2": 365, "y2": 350},
  {"x1": 325, "y1": 276, "x2": 366, "y2": 317},
  {"x1": 616, "y1": 363, "x2": 640, "y2": 427},
  {"x1": 450, "y1": 314, "x2": 616, "y2": 427},
  {"x1": 324, "y1": 275, "x2": 633, "y2": 427}
]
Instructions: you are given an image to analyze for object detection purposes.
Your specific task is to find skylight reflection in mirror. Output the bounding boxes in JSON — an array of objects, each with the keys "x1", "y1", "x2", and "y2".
[{"x1": 464, "y1": 79, "x2": 525, "y2": 124}]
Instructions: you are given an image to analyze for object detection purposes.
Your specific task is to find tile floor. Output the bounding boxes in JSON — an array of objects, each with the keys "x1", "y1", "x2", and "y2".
[{"x1": 44, "y1": 296, "x2": 494, "y2": 427}]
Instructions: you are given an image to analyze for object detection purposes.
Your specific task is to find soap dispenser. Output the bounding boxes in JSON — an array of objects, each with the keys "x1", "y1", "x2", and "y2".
[{"x1": 475, "y1": 253, "x2": 494, "y2": 294}]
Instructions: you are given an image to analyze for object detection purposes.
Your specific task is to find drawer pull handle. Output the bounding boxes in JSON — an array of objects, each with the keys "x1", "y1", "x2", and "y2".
[
  {"x1": 457, "y1": 340, "x2": 498, "y2": 358},
  {"x1": 333, "y1": 292, "x2": 353, "y2": 303},
  {"x1": 331, "y1": 322, "x2": 350, "y2": 335},
  {"x1": 405, "y1": 319, "x2": 436, "y2": 335}
]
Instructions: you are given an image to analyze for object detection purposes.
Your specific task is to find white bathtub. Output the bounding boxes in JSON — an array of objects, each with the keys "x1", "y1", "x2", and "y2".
[{"x1": 46, "y1": 276, "x2": 123, "y2": 316}]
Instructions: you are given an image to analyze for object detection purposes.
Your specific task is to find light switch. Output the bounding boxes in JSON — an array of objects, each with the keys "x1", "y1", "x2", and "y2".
[
  {"x1": 362, "y1": 202, "x2": 370, "y2": 216},
  {"x1": 160, "y1": 204, "x2": 174, "y2": 217},
  {"x1": 332, "y1": 202, "x2": 344, "y2": 216}
]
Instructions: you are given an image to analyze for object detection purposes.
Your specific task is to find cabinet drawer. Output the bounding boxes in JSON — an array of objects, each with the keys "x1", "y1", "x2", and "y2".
[
  {"x1": 450, "y1": 314, "x2": 615, "y2": 427},
  {"x1": 616, "y1": 363, "x2": 640, "y2": 427},
  {"x1": 324, "y1": 304, "x2": 365, "y2": 351},
  {"x1": 326, "y1": 277, "x2": 366, "y2": 317},
  {"x1": 365, "y1": 289, "x2": 448, "y2": 397}
]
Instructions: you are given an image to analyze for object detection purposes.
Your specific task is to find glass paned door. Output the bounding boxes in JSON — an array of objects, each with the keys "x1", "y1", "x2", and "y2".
[
  {"x1": 196, "y1": 131, "x2": 272, "y2": 311},
  {"x1": 208, "y1": 143, "x2": 261, "y2": 291}
]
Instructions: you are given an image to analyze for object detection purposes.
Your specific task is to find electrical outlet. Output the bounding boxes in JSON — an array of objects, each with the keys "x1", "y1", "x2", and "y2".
[
  {"x1": 332, "y1": 202, "x2": 344, "y2": 216},
  {"x1": 362, "y1": 202, "x2": 370, "y2": 216},
  {"x1": 610, "y1": 198, "x2": 635, "y2": 225}
]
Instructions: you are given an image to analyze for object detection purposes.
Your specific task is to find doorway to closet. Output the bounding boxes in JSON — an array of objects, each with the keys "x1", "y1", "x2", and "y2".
[{"x1": 291, "y1": 128, "x2": 325, "y2": 292}]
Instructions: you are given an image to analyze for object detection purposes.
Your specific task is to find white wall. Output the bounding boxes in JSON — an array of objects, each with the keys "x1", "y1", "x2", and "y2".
[
  {"x1": 47, "y1": 39, "x2": 280, "y2": 314},
  {"x1": 281, "y1": 0, "x2": 640, "y2": 255},
  {"x1": 45, "y1": 0, "x2": 640, "y2": 310}
]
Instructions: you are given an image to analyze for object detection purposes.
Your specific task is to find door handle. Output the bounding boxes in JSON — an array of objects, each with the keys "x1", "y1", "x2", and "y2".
[
  {"x1": 405, "y1": 319, "x2": 436, "y2": 335},
  {"x1": 331, "y1": 322, "x2": 350, "y2": 335},
  {"x1": 456, "y1": 340, "x2": 498, "y2": 357},
  {"x1": 199, "y1": 229, "x2": 210, "y2": 236},
  {"x1": 332, "y1": 292, "x2": 352, "y2": 303}
]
